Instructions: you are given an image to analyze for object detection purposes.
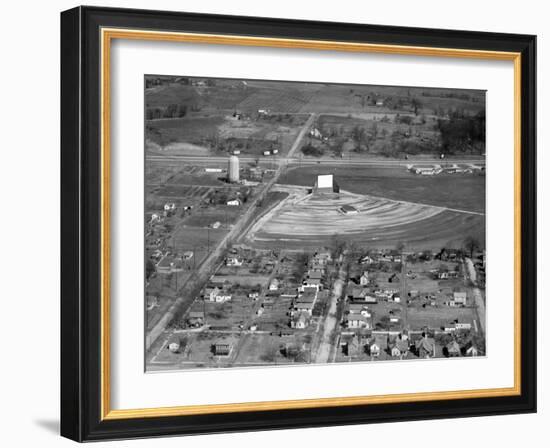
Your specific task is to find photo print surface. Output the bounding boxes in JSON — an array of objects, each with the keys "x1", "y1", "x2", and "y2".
[{"x1": 144, "y1": 76, "x2": 486, "y2": 371}]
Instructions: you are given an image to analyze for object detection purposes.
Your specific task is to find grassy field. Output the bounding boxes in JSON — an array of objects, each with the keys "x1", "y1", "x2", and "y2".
[
  {"x1": 279, "y1": 165, "x2": 485, "y2": 213},
  {"x1": 146, "y1": 116, "x2": 224, "y2": 148}
]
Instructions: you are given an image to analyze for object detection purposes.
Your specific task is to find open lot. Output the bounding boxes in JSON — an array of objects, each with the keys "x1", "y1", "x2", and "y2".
[{"x1": 279, "y1": 165, "x2": 485, "y2": 213}]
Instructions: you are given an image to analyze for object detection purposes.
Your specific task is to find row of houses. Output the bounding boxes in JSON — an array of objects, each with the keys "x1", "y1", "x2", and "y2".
[
  {"x1": 342, "y1": 333, "x2": 480, "y2": 359},
  {"x1": 289, "y1": 252, "x2": 332, "y2": 329},
  {"x1": 359, "y1": 253, "x2": 402, "y2": 265}
]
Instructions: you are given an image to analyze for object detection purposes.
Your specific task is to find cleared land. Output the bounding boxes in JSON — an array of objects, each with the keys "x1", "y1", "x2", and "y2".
[
  {"x1": 279, "y1": 165, "x2": 485, "y2": 213},
  {"x1": 248, "y1": 176, "x2": 485, "y2": 250}
]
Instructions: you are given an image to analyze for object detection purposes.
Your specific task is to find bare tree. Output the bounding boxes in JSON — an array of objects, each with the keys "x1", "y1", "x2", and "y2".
[
  {"x1": 411, "y1": 98, "x2": 422, "y2": 116},
  {"x1": 463, "y1": 236, "x2": 480, "y2": 258}
]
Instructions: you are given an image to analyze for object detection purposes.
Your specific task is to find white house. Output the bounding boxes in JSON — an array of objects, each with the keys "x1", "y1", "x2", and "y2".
[
  {"x1": 369, "y1": 342, "x2": 381, "y2": 357},
  {"x1": 452, "y1": 292, "x2": 467, "y2": 306},
  {"x1": 347, "y1": 314, "x2": 372, "y2": 329},
  {"x1": 291, "y1": 312, "x2": 310, "y2": 329},
  {"x1": 168, "y1": 342, "x2": 180, "y2": 353},
  {"x1": 204, "y1": 287, "x2": 231, "y2": 303},
  {"x1": 269, "y1": 279, "x2": 279, "y2": 291},
  {"x1": 301, "y1": 278, "x2": 322, "y2": 291},
  {"x1": 359, "y1": 271, "x2": 369, "y2": 286},
  {"x1": 294, "y1": 301, "x2": 315, "y2": 316},
  {"x1": 466, "y1": 344, "x2": 479, "y2": 357},
  {"x1": 360, "y1": 255, "x2": 374, "y2": 265},
  {"x1": 226, "y1": 257, "x2": 243, "y2": 267},
  {"x1": 346, "y1": 303, "x2": 371, "y2": 318},
  {"x1": 214, "y1": 294, "x2": 232, "y2": 303},
  {"x1": 164, "y1": 202, "x2": 176, "y2": 212},
  {"x1": 227, "y1": 199, "x2": 241, "y2": 206},
  {"x1": 390, "y1": 339, "x2": 409, "y2": 358}
]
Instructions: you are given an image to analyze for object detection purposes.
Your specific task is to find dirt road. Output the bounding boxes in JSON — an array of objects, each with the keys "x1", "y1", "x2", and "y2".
[{"x1": 314, "y1": 261, "x2": 346, "y2": 364}]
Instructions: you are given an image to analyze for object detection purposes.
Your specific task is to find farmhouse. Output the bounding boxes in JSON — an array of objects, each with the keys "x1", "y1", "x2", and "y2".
[
  {"x1": 227, "y1": 199, "x2": 241, "y2": 206},
  {"x1": 359, "y1": 271, "x2": 369, "y2": 286},
  {"x1": 269, "y1": 279, "x2": 279, "y2": 291}
]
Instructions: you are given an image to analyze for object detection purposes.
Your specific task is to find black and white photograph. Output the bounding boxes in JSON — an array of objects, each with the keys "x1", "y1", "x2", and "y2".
[{"x1": 144, "y1": 76, "x2": 487, "y2": 371}]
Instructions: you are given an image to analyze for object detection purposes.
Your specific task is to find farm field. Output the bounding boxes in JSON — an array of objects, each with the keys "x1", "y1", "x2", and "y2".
[
  {"x1": 279, "y1": 165, "x2": 485, "y2": 213},
  {"x1": 298, "y1": 84, "x2": 485, "y2": 115}
]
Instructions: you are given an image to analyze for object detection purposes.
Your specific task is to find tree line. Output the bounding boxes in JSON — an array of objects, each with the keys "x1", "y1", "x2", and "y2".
[{"x1": 145, "y1": 103, "x2": 188, "y2": 120}]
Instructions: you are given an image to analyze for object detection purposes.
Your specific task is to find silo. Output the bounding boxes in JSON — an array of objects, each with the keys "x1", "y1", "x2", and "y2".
[{"x1": 228, "y1": 155, "x2": 240, "y2": 183}]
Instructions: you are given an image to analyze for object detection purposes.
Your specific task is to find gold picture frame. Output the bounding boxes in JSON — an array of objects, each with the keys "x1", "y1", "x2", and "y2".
[{"x1": 61, "y1": 6, "x2": 536, "y2": 441}]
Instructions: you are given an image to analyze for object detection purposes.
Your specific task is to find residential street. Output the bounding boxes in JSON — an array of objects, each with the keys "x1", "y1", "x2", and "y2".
[{"x1": 465, "y1": 257, "x2": 485, "y2": 334}]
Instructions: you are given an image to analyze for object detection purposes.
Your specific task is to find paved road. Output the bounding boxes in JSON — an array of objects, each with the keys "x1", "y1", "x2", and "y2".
[
  {"x1": 146, "y1": 154, "x2": 486, "y2": 168},
  {"x1": 465, "y1": 258, "x2": 486, "y2": 334}
]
